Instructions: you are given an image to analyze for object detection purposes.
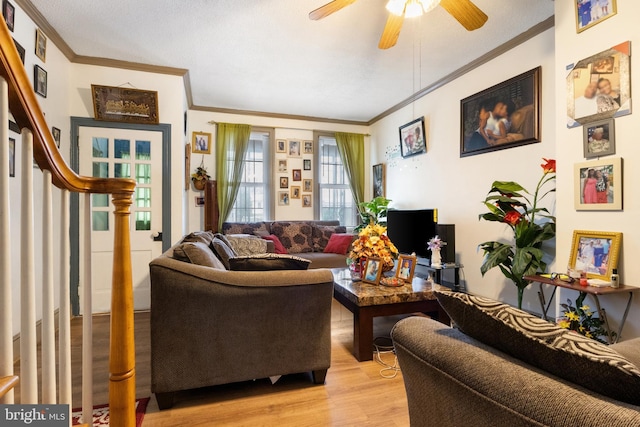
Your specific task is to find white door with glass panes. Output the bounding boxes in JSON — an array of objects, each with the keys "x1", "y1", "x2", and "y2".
[{"x1": 78, "y1": 127, "x2": 163, "y2": 313}]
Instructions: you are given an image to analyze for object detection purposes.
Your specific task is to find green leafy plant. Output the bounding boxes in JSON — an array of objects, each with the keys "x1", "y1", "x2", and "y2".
[
  {"x1": 478, "y1": 159, "x2": 556, "y2": 309},
  {"x1": 558, "y1": 294, "x2": 613, "y2": 344},
  {"x1": 355, "y1": 196, "x2": 391, "y2": 232}
]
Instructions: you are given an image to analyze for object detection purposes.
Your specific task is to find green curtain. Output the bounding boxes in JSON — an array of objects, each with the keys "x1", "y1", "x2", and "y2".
[
  {"x1": 215, "y1": 123, "x2": 252, "y2": 230},
  {"x1": 335, "y1": 132, "x2": 365, "y2": 211}
]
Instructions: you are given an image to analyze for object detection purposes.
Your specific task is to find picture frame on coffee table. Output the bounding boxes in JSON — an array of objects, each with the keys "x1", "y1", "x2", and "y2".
[{"x1": 362, "y1": 258, "x2": 383, "y2": 285}]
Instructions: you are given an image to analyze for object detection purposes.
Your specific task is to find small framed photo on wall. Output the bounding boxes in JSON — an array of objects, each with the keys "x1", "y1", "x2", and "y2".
[
  {"x1": 3, "y1": 0, "x2": 15, "y2": 32},
  {"x1": 583, "y1": 119, "x2": 615, "y2": 158},
  {"x1": 34, "y1": 65, "x2": 47, "y2": 97},
  {"x1": 291, "y1": 186, "x2": 301, "y2": 199},
  {"x1": 303, "y1": 159, "x2": 311, "y2": 171},
  {"x1": 399, "y1": 117, "x2": 426, "y2": 158},
  {"x1": 288, "y1": 139, "x2": 301, "y2": 157},
  {"x1": 292, "y1": 169, "x2": 301, "y2": 181},
  {"x1": 192, "y1": 131, "x2": 211, "y2": 154},
  {"x1": 575, "y1": 0, "x2": 617, "y2": 33},
  {"x1": 302, "y1": 194, "x2": 312, "y2": 208},
  {"x1": 52, "y1": 126, "x2": 61, "y2": 148},
  {"x1": 574, "y1": 157, "x2": 622, "y2": 211},
  {"x1": 373, "y1": 163, "x2": 385, "y2": 198},
  {"x1": 276, "y1": 139, "x2": 286, "y2": 153},
  {"x1": 280, "y1": 176, "x2": 289, "y2": 188},
  {"x1": 278, "y1": 159, "x2": 287, "y2": 172},
  {"x1": 278, "y1": 191, "x2": 290, "y2": 206},
  {"x1": 303, "y1": 179, "x2": 312, "y2": 193},
  {"x1": 35, "y1": 28, "x2": 47, "y2": 62},
  {"x1": 303, "y1": 140, "x2": 313, "y2": 154}
]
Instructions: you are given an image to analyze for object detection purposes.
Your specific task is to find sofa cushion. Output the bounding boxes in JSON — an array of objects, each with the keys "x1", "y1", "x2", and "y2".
[
  {"x1": 434, "y1": 289, "x2": 640, "y2": 405},
  {"x1": 323, "y1": 233, "x2": 354, "y2": 255},
  {"x1": 225, "y1": 234, "x2": 268, "y2": 256},
  {"x1": 181, "y1": 230, "x2": 215, "y2": 246},
  {"x1": 228, "y1": 253, "x2": 311, "y2": 271},
  {"x1": 271, "y1": 221, "x2": 314, "y2": 253},
  {"x1": 313, "y1": 224, "x2": 347, "y2": 252},
  {"x1": 262, "y1": 234, "x2": 288, "y2": 254},
  {"x1": 172, "y1": 242, "x2": 225, "y2": 269},
  {"x1": 222, "y1": 222, "x2": 270, "y2": 236},
  {"x1": 211, "y1": 237, "x2": 237, "y2": 270}
]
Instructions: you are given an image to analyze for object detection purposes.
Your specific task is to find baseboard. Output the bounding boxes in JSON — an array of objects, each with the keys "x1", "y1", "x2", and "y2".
[{"x1": 13, "y1": 309, "x2": 60, "y2": 364}]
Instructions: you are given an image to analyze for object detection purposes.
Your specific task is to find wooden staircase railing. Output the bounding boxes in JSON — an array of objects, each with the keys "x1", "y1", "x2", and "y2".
[
  {"x1": 0, "y1": 15, "x2": 137, "y2": 426},
  {"x1": 0, "y1": 376, "x2": 18, "y2": 400}
]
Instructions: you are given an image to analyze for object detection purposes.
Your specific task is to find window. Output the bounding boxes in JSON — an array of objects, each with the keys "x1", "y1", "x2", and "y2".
[
  {"x1": 317, "y1": 134, "x2": 357, "y2": 228},
  {"x1": 227, "y1": 130, "x2": 272, "y2": 222}
]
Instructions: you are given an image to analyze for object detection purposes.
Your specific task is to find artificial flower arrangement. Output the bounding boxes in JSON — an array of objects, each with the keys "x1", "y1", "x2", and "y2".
[
  {"x1": 427, "y1": 236, "x2": 446, "y2": 251},
  {"x1": 191, "y1": 165, "x2": 211, "y2": 190},
  {"x1": 479, "y1": 158, "x2": 556, "y2": 309},
  {"x1": 558, "y1": 295, "x2": 612, "y2": 344},
  {"x1": 348, "y1": 223, "x2": 399, "y2": 272}
]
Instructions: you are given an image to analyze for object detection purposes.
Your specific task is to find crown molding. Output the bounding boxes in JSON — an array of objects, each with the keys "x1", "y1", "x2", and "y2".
[{"x1": 367, "y1": 15, "x2": 555, "y2": 125}]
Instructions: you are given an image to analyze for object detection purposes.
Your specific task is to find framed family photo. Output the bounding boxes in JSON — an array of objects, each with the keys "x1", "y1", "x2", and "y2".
[
  {"x1": 362, "y1": 258, "x2": 382, "y2": 284},
  {"x1": 303, "y1": 179, "x2": 312, "y2": 193},
  {"x1": 575, "y1": 0, "x2": 617, "y2": 33},
  {"x1": 302, "y1": 194, "x2": 312, "y2": 208},
  {"x1": 395, "y1": 254, "x2": 416, "y2": 283},
  {"x1": 13, "y1": 38, "x2": 24, "y2": 63},
  {"x1": 34, "y1": 65, "x2": 47, "y2": 97},
  {"x1": 51, "y1": 126, "x2": 61, "y2": 148},
  {"x1": 276, "y1": 139, "x2": 286, "y2": 153},
  {"x1": 35, "y1": 28, "x2": 46, "y2": 62},
  {"x1": 291, "y1": 186, "x2": 301, "y2": 199},
  {"x1": 303, "y1": 159, "x2": 311, "y2": 171},
  {"x1": 303, "y1": 140, "x2": 313, "y2": 154},
  {"x1": 569, "y1": 230, "x2": 621, "y2": 281},
  {"x1": 288, "y1": 139, "x2": 301, "y2": 157},
  {"x1": 583, "y1": 118, "x2": 615, "y2": 158},
  {"x1": 292, "y1": 169, "x2": 301, "y2": 181},
  {"x1": 574, "y1": 157, "x2": 622, "y2": 210},
  {"x1": 191, "y1": 131, "x2": 211, "y2": 154},
  {"x1": 279, "y1": 176, "x2": 289, "y2": 188},
  {"x1": 566, "y1": 41, "x2": 630, "y2": 128},
  {"x1": 461, "y1": 67, "x2": 541, "y2": 157},
  {"x1": 399, "y1": 117, "x2": 426, "y2": 158},
  {"x1": 278, "y1": 191, "x2": 289, "y2": 206},
  {"x1": 278, "y1": 159, "x2": 287, "y2": 172},
  {"x1": 3, "y1": 0, "x2": 14, "y2": 32}
]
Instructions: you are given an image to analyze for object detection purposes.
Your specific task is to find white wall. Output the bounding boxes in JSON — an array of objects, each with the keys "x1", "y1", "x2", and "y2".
[
  {"x1": 370, "y1": 28, "x2": 557, "y2": 312},
  {"x1": 555, "y1": 0, "x2": 640, "y2": 339},
  {"x1": 186, "y1": 110, "x2": 369, "y2": 232}
]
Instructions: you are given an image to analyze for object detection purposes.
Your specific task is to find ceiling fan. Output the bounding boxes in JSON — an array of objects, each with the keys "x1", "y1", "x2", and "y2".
[{"x1": 309, "y1": 0, "x2": 488, "y2": 49}]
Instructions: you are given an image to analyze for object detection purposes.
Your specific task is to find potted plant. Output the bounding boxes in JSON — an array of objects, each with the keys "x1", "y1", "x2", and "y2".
[
  {"x1": 478, "y1": 158, "x2": 556, "y2": 309},
  {"x1": 356, "y1": 196, "x2": 391, "y2": 231},
  {"x1": 191, "y1": 165, "x2": 210, "y2": 191}
]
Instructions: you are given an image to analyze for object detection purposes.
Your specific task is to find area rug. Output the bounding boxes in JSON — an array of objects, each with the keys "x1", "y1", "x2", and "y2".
[{"x1": 71, "y1": 397, "x2": 149, "y2": 426}]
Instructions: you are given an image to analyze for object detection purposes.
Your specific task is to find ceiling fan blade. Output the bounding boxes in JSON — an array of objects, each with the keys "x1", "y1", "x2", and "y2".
[
  {"x1": 378, "y1": 14, "x2": 404, "y2": 49},
  {"x1": 439, "y1": 0, "x2": 488, "y2": 31},
  {"x1": 309, "y1": 0, "x2": 358, "y2": 20}
]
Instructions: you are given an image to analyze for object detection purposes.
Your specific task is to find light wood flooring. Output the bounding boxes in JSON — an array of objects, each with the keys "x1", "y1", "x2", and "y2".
[{"x1": 17, "y1": 301, "x2": 414, "y2": 426}]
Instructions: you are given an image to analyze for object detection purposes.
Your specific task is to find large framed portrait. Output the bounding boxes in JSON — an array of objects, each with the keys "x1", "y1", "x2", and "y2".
[
  {"x1": 399, "y1": 117, "x2": 426, "y2": 158},
  {"x1": 461, "y1": 67, "x2": 540, "y2": 157},
  {"x1": 583, "y1": 118, "x2": 615, "y2": 158},
  {"x1": 566, "y1": 41, "x2": 630, "y2": 128},
  {"x1": 574, "y1": 157, "x2": 622, "y2": 211},
  {"x1": 569, "y1": 230, "x2": 621, "y2": 281},
  {"x1": 91, "y1": 84, "x2": 159, "y2": 124},
  {"x1": 575, "y1": 0, "x2": 617, "y2": 34}
]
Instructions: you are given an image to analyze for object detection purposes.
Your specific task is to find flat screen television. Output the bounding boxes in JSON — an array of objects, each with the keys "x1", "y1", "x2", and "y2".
[{"x1": 386, "y1": 209, "x2": 437, "y2": 258}]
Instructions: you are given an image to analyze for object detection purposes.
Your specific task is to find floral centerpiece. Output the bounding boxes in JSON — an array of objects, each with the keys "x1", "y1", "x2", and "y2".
[
  {"x1": 191, "y1": 165, "x2": 211, "y2": 190},
  {"x1": 478, "y1": 158, "x2": 556, "y2": 309},
  {"x1": 558, "y1": 295, "x2": 612, "y2": 344},
  {"x1": 348, "y1": 223, "x2": 399, "y2": 273}
]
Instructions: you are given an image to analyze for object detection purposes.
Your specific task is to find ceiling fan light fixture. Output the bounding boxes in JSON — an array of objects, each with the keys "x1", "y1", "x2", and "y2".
[
  {"x1": 404, "y1": 0, "x2": 424, "y2": 18},
  {"x1": 420, "y1": 0, "x2": 441, "y2": 13},
  {"x1": 385, "y1": 0, "x2": 406, "y2": 16}
]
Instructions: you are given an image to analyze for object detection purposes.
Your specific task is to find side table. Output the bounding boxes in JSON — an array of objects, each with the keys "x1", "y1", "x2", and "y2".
[
  {"x1": 415, "y1": 261, "x2": 462, "y2": 291},
  {"x1": 524, "y1": 274, "x2": 639, "y2": 344}
]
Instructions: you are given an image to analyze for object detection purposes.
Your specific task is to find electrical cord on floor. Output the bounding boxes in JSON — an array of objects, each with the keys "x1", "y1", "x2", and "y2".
[{"x1": 373, "y1": 336, "x2": 400, "y2": 379}]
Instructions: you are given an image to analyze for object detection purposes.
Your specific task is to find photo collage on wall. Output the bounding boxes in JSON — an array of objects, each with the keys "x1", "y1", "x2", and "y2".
[{"x1": 276, "y1": 139, "x2": 313, "y2": 207}]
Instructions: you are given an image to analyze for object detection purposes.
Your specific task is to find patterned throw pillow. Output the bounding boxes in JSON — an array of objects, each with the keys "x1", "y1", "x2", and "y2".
[
  {"x1": 228, "y1": 253, "x2": 311, "y2": 271},
  {"x1": 312, "y1": 224, "x2": 347, "y2": 252},
  {"x1": 225, "y1": 235, "x2": 268, "y2": 256},
  {"x1": 270, "y1": 222, "x2": 314, "y2": 253},
  {"x1": 221, "y1": 222, "x2": 270, "y2": 236},
  {"x1": 181, "y1": 231, "x2": 215, "y2": 246},
  {"x1": 210, "y1": 237, "x2": 237, "y2": 270},
  {"x1": 434, "y1": 289, "x2": 640, "y2": 405}
]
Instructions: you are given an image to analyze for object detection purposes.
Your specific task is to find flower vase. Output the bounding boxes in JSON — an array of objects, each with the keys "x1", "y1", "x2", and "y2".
[{"x1": 431, "y1": 248, "x2": 442, "y2": 268}]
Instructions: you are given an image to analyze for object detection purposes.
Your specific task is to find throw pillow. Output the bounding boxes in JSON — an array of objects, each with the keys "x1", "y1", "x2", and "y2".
[
  {"x1": 313, "y1": 224, "x2": 347, "y2": 252},
  {"x1": 228, "y1": 253, "x2": 311, "y2": 271},
  {"x1": 211, "y1": 237, "x2": 237, "y2": 270},
  {"x1": 270, "y1": 221, "x2": 314, "y2": 253},
  {"x1": 221, "y1": 222, "x2": 270, "y2": 236},
  {"x1": 323, "y1": 233, "x2": 355, "y2": 255},
  {"x1": 225, "y1": 234, "x2": 268, "y2": 256},
  {"x1": 262, "y1": 234, "x2": 288, "y2": 254},
  {"x1": 434, "y1": 289, "x2": 640, "y2": 405},
  {"x1": 181, "y1": 230, "x2": 215, "y2": 246},
  {"x1": 172, "y1": 242, "x2": 225, "y2": 269}
]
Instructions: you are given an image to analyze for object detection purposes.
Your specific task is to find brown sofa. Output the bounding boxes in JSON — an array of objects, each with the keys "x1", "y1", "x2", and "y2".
[
  {"x1": 149, "y1": 238, "x2": 334, "y2": 409},
  {"x1": 392, "y1": 307, "x2": 640, "y2": 426},
  {"x1": 222, "y1": 220, "x2": 352, "y2": 269}
]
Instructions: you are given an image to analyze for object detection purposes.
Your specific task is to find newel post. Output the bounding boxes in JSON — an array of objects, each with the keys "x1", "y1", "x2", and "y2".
[{"x1": 109, "y1": 191, "x2": 136, "y2": 427}]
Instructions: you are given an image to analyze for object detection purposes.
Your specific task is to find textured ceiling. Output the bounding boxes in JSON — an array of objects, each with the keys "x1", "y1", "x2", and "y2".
[{"x1": 28, "y1": 0, "x2": 554, "y2": 122}]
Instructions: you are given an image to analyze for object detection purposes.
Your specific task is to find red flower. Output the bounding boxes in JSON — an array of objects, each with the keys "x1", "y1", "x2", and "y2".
[
  {"x1": 541, "y1": 158, "x2": 556, "y2": 174},
  {"x1": 503, "y1": 211, "x2": 522, "y2": 226}
]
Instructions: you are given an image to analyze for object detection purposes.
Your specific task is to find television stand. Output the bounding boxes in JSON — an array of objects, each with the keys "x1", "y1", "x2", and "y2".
[{"x1": 415, "y1": 257, "x2": 462, "y2": 291}]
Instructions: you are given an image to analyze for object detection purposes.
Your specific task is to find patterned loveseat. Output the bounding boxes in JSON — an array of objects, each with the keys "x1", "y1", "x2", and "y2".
[{"x1": 222, "y1": 220, "x2": 353, "y2": 269}]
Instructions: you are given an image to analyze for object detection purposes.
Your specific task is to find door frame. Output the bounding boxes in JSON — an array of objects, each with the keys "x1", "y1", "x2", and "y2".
[{"x1": 69, "y1": 117, "x2": 172, "y2": 315}]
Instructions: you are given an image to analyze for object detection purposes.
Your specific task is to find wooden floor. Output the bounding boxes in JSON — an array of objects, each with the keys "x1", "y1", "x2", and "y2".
[{"x1": 17, "y1": 301, "x2": 413, "y2": 426}]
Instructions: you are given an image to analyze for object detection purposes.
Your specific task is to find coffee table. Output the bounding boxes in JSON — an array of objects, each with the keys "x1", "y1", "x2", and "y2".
[{"x1": 332, "y1": 268, "x2": 450, "y2": 361}]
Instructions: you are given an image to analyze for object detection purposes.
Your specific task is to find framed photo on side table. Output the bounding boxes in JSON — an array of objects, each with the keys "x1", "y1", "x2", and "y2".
[
  {"x1": 583, "y1": 119, "x2": 615, "y2": 158},
  {"x1": 569, "y1": 230, "x2": 621, "y2": 280},
  {"x1": 574, "y1": 157, "x2": 622, "y2": 210},
  {"x1": 362, "y1": 258, "x2": 382, "y2": 284}
]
